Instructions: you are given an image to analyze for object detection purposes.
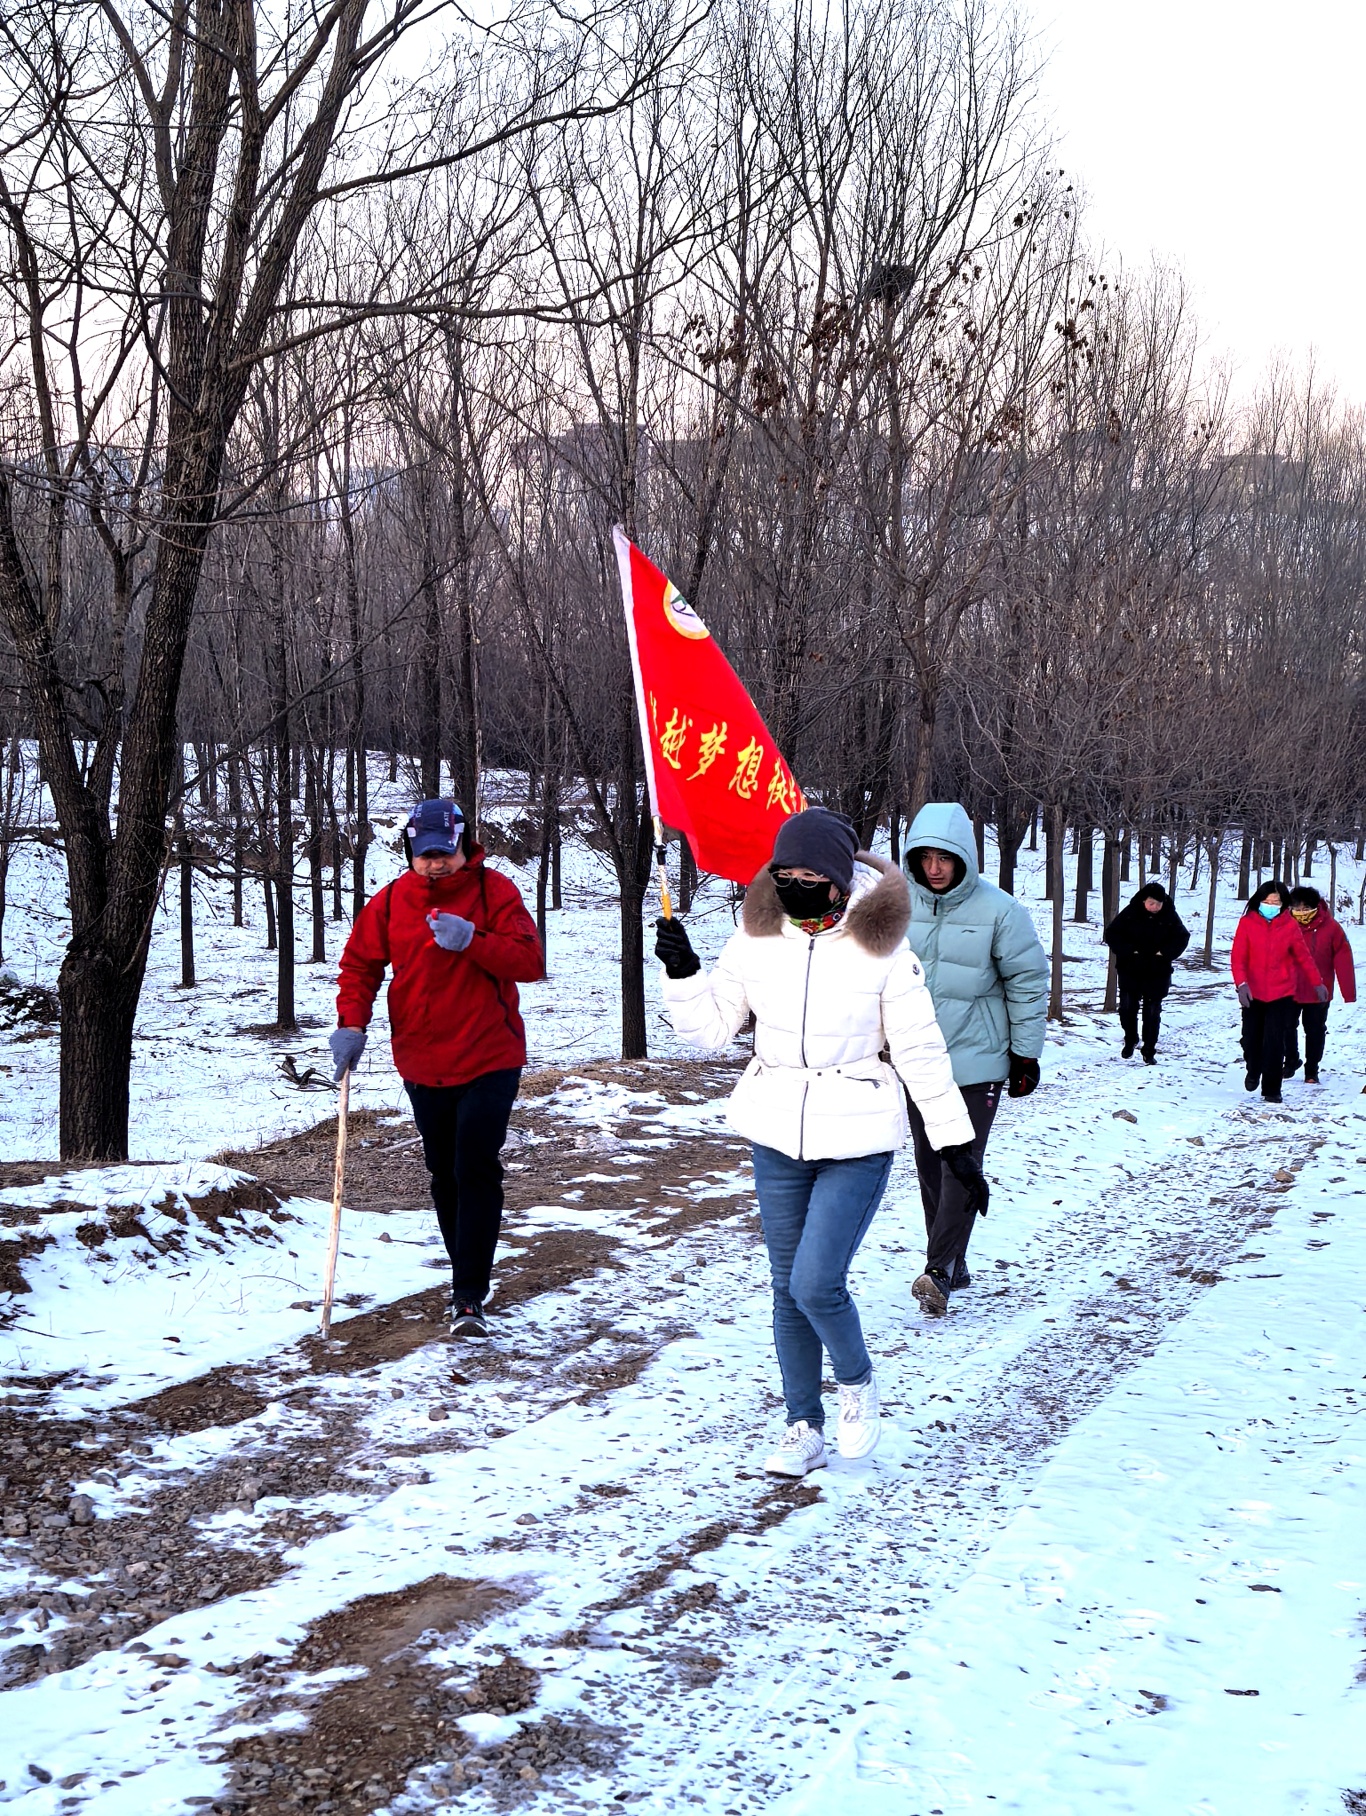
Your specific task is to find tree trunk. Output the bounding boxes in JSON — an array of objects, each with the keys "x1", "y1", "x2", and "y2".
[
  {"x1": 419, "y1": 566, "x2": 442, "y2": 800},
  {"x1": 1119, "y1": 831, "x2": 1131, "y2": 883},
  {"x1": 228, "y1": 747, "x2": 244, "y2": 927},
  {"x1": 1237, "y1": 828, "x2": 1252, "y2": 899},
  {"x1": 1047, "y1": 804, "x2": 1064, "y2": 1021},
  {"x1": 1102, "y1": 831, "x2": 1122, "y2": 1013},
  {"x1": 1073, "y1": 826, "x2": 1093, "y2": 922},
  {"x1": 1201, "y1": 834, "x2": 1221, "y2": 967},
  {"x1": 177, "y1": 814, "x2": 195, "y2": 989},
  {"x1": 304, "y1": 744, "x2": 326, "y2": 963},
  {"x1": 679, "y1": 839, "x2": 698, "y2": 914}
]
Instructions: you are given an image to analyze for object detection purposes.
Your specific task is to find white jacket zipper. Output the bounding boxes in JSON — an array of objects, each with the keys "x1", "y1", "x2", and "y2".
[{"x1": 798, "y1": 935, "x2": 816, "y2": 1159}]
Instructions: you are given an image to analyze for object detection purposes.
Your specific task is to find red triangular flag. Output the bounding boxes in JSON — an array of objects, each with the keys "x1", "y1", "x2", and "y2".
[{"x1": 614, "y1": 527, "x2": 805, "y2": 885}]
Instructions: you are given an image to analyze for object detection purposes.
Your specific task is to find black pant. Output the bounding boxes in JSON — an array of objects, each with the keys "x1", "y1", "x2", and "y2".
[
  {"x1": 1284, "y1": 1002, "x2": 1329, "y2": 1077},
  {"x1": 907, "y1": 1081, "x2": 1001, "y2": 1276},
  {"x1": 1118, "y1": 980, "x2": 1164, "y2": 1055},
  {"x1": 406, "y1": 1068, "x2": 521, "y2": 1302},
  {"x1": 1240, "y1": 998, "x2": 1297, "y2": 1098}
]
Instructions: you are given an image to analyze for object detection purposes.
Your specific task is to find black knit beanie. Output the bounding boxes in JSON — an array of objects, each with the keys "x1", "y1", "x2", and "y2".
[{"x1": 769, "y1": 808, "x2": 859, "y2": 892}]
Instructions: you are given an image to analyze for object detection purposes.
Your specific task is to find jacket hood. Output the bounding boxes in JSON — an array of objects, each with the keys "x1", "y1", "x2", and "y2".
[
  {"x1": 743, "y1": 851, "x2": 910, "y2": 957},
  {"x1": 903, "y1": 802, "x2": 980, "y2": 903}
]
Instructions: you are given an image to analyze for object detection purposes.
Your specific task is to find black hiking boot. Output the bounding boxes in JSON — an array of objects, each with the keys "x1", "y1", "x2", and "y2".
[
  {"x1": 1142, "y1": 1049, "x2": 1157, "y2": 1065},
  {"x1": 1121, "y1": 1038, "x2": 1137, "y2": 1059},
  {"x1": 1261, "y1": 1089, "x2": 1283, "y2": 1105},
  {"x1": 1244, "y1": 1069, "x2": 1260, "y2": 1092},
  {"x1": 950, "y1": 1255, "x2": 972, "y2": 1291},
  {"x1": 450, "y1": 1298, "x2": 489, "y2": 1338},
  {"x1": 912, "y1": 1268, "x2": 952, "y2": 1314},
  {"x1": 1304, "y1": 1069, "x2": 1320, "y2": 1084},
  {"x1": 1284, "y1": 1058, "x2": 1301, "y2": 1079}
]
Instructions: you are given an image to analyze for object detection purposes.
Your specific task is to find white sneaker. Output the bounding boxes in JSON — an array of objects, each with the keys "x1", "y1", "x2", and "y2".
[
  {"x1": 836, "y1": 1374, "x2": 881, "y2": 1459},
  {"x1": 764, "y1": 1420, "x2": 828, "y2": 1478}
]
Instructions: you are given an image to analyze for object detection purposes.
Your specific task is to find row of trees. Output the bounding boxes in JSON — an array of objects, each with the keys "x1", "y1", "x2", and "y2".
[{"x1": 2, "y1": 0, "x2": 1363, "y2": 1156}]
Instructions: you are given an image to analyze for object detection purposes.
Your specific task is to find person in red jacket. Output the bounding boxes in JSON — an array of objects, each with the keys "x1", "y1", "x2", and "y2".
[
  {"x1": 1283, "y1": 885, "x2": 1356, "y2": 1083},
  {"x1": 1230, "y1": 880, "x2": 1325, "y2": 1105},
  {"x1": 330, "y1": 798, "x2": 543, "y2": 1336}
]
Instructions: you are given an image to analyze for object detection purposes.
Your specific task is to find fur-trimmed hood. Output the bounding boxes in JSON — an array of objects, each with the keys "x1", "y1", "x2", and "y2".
[{"x1": 742, "y1": 850, "x2": 910, "y2": 957}]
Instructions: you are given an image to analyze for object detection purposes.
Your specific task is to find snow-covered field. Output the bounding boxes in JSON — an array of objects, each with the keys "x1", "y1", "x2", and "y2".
[{"x1": 2, "y1": 779, "x2": 1365, "y2": 1814}]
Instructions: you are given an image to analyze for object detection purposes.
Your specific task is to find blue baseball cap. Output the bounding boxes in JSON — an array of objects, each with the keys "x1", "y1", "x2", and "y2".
[{"x1": 407, "y1": 798, "x2": 465, "y2": 856}]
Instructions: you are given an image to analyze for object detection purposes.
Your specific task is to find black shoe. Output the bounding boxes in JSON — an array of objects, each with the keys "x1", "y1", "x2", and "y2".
[
  {"x1": 1141, "y1": 1049, "x2": 1156, "y2": 1065},
  {"x1": 1304, "y1": 1070, "x2": 1320, "y2": 1084},
  {"x1": 1121, "y1": 1038, "x2": 1137, "y2": 1059},
  {"x1": 1244, "y1": 1070, "x2": 1260, "y2": 1092},
  {"x1": 912, "y1": 1268, "x2": 952, "y2": 1314},
  {"x1": 950, "y1": 1255, "x2": 972, "y2": 1290},
  {"x1": 1261, "y1": 1090, "x2": 1283, "y2": 1105},
  {"x1": 450, "y1": 1298, "x2": 489, "y2": 1337},
  {"x1": 1284, "y1": 1058, "x2": 1301, "y2": 1078}
]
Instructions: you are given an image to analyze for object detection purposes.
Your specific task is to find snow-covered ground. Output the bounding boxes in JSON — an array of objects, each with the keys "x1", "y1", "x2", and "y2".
[{"x1": 2, "y1": 778, "x2": 1365, "y2": 1814}]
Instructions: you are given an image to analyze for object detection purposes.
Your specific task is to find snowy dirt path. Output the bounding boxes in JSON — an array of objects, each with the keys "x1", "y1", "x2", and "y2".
[{"x1": 2, "y1": 983, "x2": 1364, "y2": 1815}]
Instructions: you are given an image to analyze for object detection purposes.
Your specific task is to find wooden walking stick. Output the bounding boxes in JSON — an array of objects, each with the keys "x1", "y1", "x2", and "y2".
[{"x1": 319, "y1": 1065, "x2": 350, "y2": 1338}]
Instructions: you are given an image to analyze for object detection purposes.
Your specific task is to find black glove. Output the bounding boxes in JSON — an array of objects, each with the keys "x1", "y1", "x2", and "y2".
[
  {"x1": 940, "y1": 1143, "x2": 990, "y2": 1217},
  {"x1": 1008, "y1": 1052, "x2": 1040, "y2": 1098},
  {"x1": 654, "y1": 916, "x2": 701, "y2": 980}
]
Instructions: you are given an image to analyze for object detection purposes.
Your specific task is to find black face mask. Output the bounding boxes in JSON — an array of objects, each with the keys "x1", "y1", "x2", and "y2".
[{"x1": 773, "y1": 875, "x2": 839, "y2": 919}]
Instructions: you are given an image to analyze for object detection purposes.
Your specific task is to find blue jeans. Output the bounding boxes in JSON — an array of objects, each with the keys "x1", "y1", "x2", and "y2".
[{"x1": 750, "y1": 1143, "x2": 893, "y2": 1429}]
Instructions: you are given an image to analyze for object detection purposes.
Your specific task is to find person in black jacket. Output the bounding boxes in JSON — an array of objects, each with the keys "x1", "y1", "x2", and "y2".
[{"x1": 1102, "y1": 881, "x2": 1191, "y2": 1063}]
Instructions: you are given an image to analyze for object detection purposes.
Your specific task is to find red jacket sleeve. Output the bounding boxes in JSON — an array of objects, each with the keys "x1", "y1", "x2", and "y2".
[
  {"x1": 470, "y1": 873, "x2": 544, "y2": 983},
  {"x1": 336, "y1": 886, "x2": 393, "y2": 1027},
  {"x1": 1331, "y1": 921, "x2": 1357, "y2": 1002},
  {"x1": 1230, "y1": 917, "x2": 1250, "y2": 987},
  {"x1": 1287, "y1": 922, "x2": 1321, "y2": 998}
]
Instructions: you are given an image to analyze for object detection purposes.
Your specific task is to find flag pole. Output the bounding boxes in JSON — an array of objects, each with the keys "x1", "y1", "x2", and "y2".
[
  {"x1": 614, "y1": 524, "x2": 674, "y2": 921},
  {"x1": 319, "y1": 1065, "x2": 350, "y2": 1339},
  {"x1": 653, "y1": 814, "x2": 674, "y2": 921}
]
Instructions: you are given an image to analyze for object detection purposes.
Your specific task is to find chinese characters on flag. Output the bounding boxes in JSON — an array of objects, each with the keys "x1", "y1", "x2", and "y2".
[{"x1": 614, "y1": 527, "x2": 805, "y2": 885}]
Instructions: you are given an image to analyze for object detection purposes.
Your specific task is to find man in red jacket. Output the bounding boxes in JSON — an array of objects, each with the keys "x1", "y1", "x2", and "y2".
[
  {"x1": 331, "y1": 799, "x2": 544, "y2": 1336},
  {"x1": 1284, "y1": 885, "x2": 1357, "y2": 1084}
]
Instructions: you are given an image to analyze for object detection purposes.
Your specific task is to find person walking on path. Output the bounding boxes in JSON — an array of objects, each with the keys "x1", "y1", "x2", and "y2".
[
  {"x1": 1282, "y1": 885, "x2": 1356, "y2": 1083},
  {"x1": 1231, "y1": 880, "x2": 1324, "y2": 1105},
  {"x1": 1103, "y1": 881, "x2": 1191, "y2": 1063},
  {"x1": 331, "y1": 798, "x2": 544, "y2": 1336},
  {"x1": 901, "y1": 803, "x2": 1049, "y2": 1314},
  {"x1": 653, "y1": 807, "x2": 983, "y2": 1479}
]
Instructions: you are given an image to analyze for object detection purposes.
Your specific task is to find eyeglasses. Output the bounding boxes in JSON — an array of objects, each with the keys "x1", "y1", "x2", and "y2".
[{"x1": 772, "y1": 869, "x2": 829, "y2": 883}]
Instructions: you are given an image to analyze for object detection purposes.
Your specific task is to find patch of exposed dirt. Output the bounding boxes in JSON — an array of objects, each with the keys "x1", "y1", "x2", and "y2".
[
  {"x1": 215, "y1": 1576, "x2": 613, "y2": 1813},
  {"x1": 0, "y1": 1159, "x2": 114, "y2": 1192},
  {"x1": 0, "y1": 1230, "x2": 53, "y2": 1293},
  {"x1": 0, "y1": 1404, "x2": 373, "y2": 1685},
  {"x1": 218, "y1": 1110, "x2": 427, "y2": 1212}
]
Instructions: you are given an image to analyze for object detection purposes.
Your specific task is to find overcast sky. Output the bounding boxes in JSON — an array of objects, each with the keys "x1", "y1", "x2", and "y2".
[{"x1": 1037, "y1": 0, "x2": 1366, "y2": 402}]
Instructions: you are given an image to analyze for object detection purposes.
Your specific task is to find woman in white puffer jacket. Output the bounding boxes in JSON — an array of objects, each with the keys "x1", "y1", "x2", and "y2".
[{"x1": 654, "y1": 807, "x2": 985, "y2": 1476}]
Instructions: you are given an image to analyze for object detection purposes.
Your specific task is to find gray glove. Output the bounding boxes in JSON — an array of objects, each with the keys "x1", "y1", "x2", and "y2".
[
  {"x1": 1236, "y1": 982, "x2": 1252, "y2": 1009},
  {"x1": 1315, "y1": 984, "x2": 1329, "y2": 1004},
  {"x1": 428, "y1": 911, "x2": 475, "y2": 952},
  {"x1": 328, "y1": 1026, "x2": 367, "y2": 1081}
]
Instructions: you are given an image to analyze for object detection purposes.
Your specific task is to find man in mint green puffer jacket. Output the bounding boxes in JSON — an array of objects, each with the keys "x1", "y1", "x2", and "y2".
[{"x1": 901, "y1": 802, "x2": 1049, "y2": 1313}]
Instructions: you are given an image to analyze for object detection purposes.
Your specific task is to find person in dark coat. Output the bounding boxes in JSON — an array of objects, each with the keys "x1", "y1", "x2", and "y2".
[{"x1": 1102, "y1": 881, "x2": 1191, "y2": 1063}]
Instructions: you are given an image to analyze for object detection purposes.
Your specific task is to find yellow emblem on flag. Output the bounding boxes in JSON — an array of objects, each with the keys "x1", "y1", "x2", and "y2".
[{"x1": 662, "y1": 582, "x2": 710, "y2": 641}]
